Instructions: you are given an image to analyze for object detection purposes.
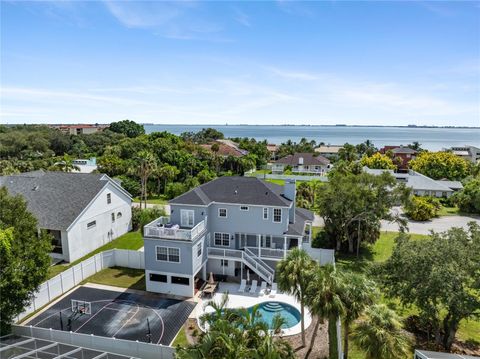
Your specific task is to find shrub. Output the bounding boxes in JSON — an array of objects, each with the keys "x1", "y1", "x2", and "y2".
[
  {"x1": 405, "y1": 196, "x2": 440, "y2": 221},
  {"x1": 453, "y1": 177, "x2": 480, "y2": 215},
  {"x1": 165, "y1": 182, "x2": 187, "y2": 199},
  {"x1": 132, "y1": 206, "x2": 166, "y2": 230},
  {"x1": 311, "y1": 229, "x2": 335, "y2": 249}
]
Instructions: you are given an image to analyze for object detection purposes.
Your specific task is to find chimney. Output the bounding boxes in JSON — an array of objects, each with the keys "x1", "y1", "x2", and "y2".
[
  {"x1": 283, "y1": 179, "x2": 296, "y2": 223},
  {"x1": 298, "y1": 157, "x2": 304, "y2": 165}
]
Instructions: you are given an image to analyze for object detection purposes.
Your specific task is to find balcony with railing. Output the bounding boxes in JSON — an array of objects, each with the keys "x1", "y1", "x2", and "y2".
[{"x1": 143, "y1": 216, "x2": 206, "y2": 241}]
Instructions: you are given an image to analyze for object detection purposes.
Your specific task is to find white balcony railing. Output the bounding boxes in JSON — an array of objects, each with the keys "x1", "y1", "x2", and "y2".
[
  {"x1": 245, "y1": 246, "x2": 286, "y2": 260},
  {"x1": 143, "y1": 216, "x2": 206, "y2": 241}
]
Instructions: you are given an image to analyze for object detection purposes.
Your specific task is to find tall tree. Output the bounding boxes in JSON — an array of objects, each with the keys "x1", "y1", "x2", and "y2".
[
  {"x1": 352, "y1": 304, "x2": 411, "y2": 359},
  {"x1": 410, "y1": 151, "x2": 471, "y2": 180},
  {"x1": 109, "y1": 119, "x2": 145, "y2": 138},
  {"x1": 0, "y1": 187, "x2": 52, "y2": 334},
  {"x1": 340, "y1": 272, "x2": 377, "y2": 359},
  {"x1": 51, "y1": 153, "x2": 80, "y2": 172},
  {"x1": 360, "y1": 153, "x2": 397, "y2": 170},
  {"x1": 318, "y1": 171, "x2": 408, "y2": 253},
  {"x1": 130, "y1": 151, "x2": 157, "y2": 208},
  {"x1": 377, "y1": 225, "x2": 480, "y2": 350},
  {"x1": 276, "y1": 248, "x2": 316, "y2": 347},
  {"x1": 305, "y1": 265, "x2": 345, "y2": 359},
  {"x1": 338, "y1": 143, "x2": 358, "y2": 162}
]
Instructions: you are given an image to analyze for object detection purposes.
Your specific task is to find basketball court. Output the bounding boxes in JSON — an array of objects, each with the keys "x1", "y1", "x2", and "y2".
[{"x1": 25, "y1": 286, "x2": 196, "y2": 346}]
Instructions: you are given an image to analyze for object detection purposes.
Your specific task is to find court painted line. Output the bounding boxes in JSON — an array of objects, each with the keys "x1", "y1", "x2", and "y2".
[
  {"x1": 74, "y1": 302, "x2": 113, "y2": 333},
  {"x1": 112, "y1": 303, "x2": 140, "y2": 338}
]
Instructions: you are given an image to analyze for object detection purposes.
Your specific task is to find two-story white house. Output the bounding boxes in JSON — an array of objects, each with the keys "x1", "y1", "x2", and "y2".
[
  {"x1": 272, "y1": 153, "x2": 331, "y2": 175},
  {"x1": 143, "y1": 176, "x2": 334, "y2": 298},
  {"x1": 0, "y1": 170, "x2": 132, "y2": 262}
]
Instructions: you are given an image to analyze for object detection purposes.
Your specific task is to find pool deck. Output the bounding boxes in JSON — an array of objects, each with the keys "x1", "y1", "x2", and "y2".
[{"x1": 195, "y1": 282, "x2": 312, "y2": 336}]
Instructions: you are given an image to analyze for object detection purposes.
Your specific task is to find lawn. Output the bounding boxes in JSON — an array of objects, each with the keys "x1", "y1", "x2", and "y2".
[
  {"x1": 326, "y1": 230, "x2": 480, "y2": 358},
  {"x1": 172, "y1": 325, "x2": 189, "y2": 348},
  {"x1": 133, "y1": 195, "x2": 169, "y2": 205},
  {"x1": 47, "y1": 231, "x2": 143, "y2": 279},
  {"x1": 437, "y1": 205, "x2": 460, "y2": 216},
  {"x1": 266, "y1": 179, "x2": 285, "y2": 186},
  {"x1": 81, "y1": 266, "x2": 145, "y2": 291}
]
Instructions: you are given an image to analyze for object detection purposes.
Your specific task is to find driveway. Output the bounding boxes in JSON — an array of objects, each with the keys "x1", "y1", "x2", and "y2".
[{"x1": 313, "y1": 212, "x2": 480, "y2": 235}]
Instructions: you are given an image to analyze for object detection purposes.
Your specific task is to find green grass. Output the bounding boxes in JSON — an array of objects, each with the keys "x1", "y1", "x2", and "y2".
[
  {"x1": 47, "y1": 231, "x2": 143, "y2": 279},
  {"x1": 172, "y1": 325, "x2": 189, "y2": 347},
  {"x1": 266, "y1": 179, "x2": 285, "y2": 186},
  {"x1": 133, "y1": 195, "x2": 168, "y2": 205},
  {"x1": 437, "y1": 205, "x2": 460, "y2": 216},
  {"x1": 332, "y1": 230, "x2": 480, "y2": 357},
  {"x1": 81, "y1": 266, "x2": 145, "y2": 291}
]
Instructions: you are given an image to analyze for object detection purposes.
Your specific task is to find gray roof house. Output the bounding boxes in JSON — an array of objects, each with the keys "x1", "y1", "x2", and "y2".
[
  {"x1": 272, "y1": 153, "x2": 331, "y2": 176},
  {"x1": 0, "y1": 170, "x2": 132, "y2": 262},
  {"x1": 143, "y1": 176, "x2": 334, "y2": 297},
  {"x1": 364, "y1": 167, "x2": 463, "y2": 198}
]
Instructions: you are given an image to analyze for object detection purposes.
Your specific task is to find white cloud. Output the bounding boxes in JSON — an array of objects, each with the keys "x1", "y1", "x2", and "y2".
[{"x1": 233, "y1": 7, "x2": 251, "y2": 27}]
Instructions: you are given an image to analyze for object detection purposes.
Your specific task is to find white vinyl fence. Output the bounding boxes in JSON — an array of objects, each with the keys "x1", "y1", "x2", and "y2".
[
  {"x1": 17, "y1": 249, "x2": 145, "y2": 322},
  {"x1": 12, "y1": 325, "x2": 175, "y2": 359}
]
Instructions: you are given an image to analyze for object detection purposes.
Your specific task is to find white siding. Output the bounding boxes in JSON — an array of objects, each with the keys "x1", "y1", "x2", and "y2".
[{"x1": 65, "y1": 182, "x2": 131, "y2": 262}]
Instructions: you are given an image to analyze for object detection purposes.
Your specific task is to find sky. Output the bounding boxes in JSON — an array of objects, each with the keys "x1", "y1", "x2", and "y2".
[{"x1": 1, "y1": 1, "x2": 479, "y2": 126}]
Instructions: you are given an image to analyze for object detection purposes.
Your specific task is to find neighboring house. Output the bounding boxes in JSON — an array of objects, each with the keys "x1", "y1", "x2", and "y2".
[
  {"x1": 0, "y1": 170, "x2": 132, "y2": 262},
  {"x1": 266, "y1": 144, "x2": 279, "y2": 160},
  {"x1": 200, "y1": 140, "x2": 247, "y2": 158},
  {"x1": 379, "y1": 146, "x2": 417, "y2": 170},
  {"x1": 314, "y1": 145, "x2": 343, "y2": 159},
  {"x1": 444, "y1": 145, "x2": 480, "y2": 163},
  {"x1": 272, "y1": 153, "x2": 331, "y2": 175},
  {"x1": 364, "y1": 167, "x2": 463, "y2": 198},
  {"x1": 73, "y1": 158, "x2": 98, "y2": 173},
  {"x1": 143, "y1": 176, "x2": 334, "y2": 297},
  {"x1": 49, "y1": 124, "x2": 108, "y2": 135}
]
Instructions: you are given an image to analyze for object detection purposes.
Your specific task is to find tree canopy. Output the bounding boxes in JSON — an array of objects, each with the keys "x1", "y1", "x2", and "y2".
[
  {"x1": 317, "y1": 170, "x2": 409, "y2": 253},
  {"x1": 0, "y1": 187, "x2": 52, "y2": 334},
  {"x1": 410, "y1": 151, "x2": 471, "y2": 180},
  {"x1": 377, "y1": 224, "x2": 480, "y2": 351},
  {"x1": 360, "y1": 152, "x2": 396, "y2": 170},
  {"x1": 453, "y1": 176, "x2": 480, "y2": 214},
  {"x1": 108, "y1": 120, "x2": 145, "y2": 138}
]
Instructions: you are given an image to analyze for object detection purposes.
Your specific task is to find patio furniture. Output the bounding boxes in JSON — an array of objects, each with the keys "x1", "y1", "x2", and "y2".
[
  {"x1": 269, "y1": 282, "x2": 277, "y2": 297},
  {"x1": 249, "y1": 280, "x2": 258, "y2": 294},
  {"x1": 259, "y1": 281, "x2": 267, "y2": 296},
  {"x1": 238, "y1": 279, "x2": 247, "y2": 292},
  {"x1": 203, "y1": 282, "x2": 218, "y2": 298}
]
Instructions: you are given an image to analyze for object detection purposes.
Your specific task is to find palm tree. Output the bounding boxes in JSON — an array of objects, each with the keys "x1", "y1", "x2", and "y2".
[
  {"x1": 276, "y1": 248, "x2": 315, "y2": 347},
  {"x1": 351, "y1": 304, "x2": 412, "y2": 359},
  {"x1": 340, "y1": 272, "x2": 377, "y2": 359},
  {"x1": 53, "y1": 154, "x2": 80, "y2": 172},
  {"x1": 305, "y1": 264, "x2": 345, "y2": 359},
  {"x1": 129, "y1": 151, "x2": 157, "y2": 209}
]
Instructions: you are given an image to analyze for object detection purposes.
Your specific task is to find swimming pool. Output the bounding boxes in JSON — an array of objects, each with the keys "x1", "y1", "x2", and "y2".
[{"x1": 248, "y1": 301, "x2": 301, "y2": 329}]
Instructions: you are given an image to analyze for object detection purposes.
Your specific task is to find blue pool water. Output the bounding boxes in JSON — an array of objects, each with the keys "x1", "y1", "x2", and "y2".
[{"x1": 248, "y1": 301, "x2": 301, "y2": 329}]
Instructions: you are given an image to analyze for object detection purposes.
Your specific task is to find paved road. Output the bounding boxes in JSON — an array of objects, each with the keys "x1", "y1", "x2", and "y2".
[{"x1": 313, "y1": 213, "x2": 480, "y2": 235}]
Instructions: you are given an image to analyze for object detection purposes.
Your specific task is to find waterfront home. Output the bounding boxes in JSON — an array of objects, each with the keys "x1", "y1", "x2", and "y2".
[
  {"x1": 0, "y1": 170, "x2": 132, "y2": 262},
  {"x1": 314, "y1": 145, "x2": 343, "y2": 159},
  {"x1": 143, "y1": 176, "x2": 334, "y2": 297},
  {"x1": 272, "y1": 153, "x2": 331, "y2": 175},
  {"x1": 49, "y1": 124, "x2": 108, "y2": 135},
  {"x1": 379, "y1": 145, "x2": 417, "y2": 170},
  {"x1": 72, "y1": 157, "x2": 98, "y2": 173},
  {"x1": 444, "y1": 145, "x2": 480, "y2": 163},
  {"x1": 266, "y1": 143, "x2": 279, "y2": 160},
  {"x1": 364, "y1": 167, "x2": 463, "y2": 198},
  {"x1": 200, "y1": 140, "x2": 247, "y2": 158}
]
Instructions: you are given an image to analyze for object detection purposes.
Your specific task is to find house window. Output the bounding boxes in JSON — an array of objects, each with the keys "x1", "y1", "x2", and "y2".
[
  {"x1": 117, "y1": 212, "x2": 122, "y2": 218},
  {"x1": 111, "y1": 213, "x2": 115, "y2": 223},
  {"x1": 156, "y1": 247, "x2": 168, "y2": 261},
  {"x1": 180, "y1": 209, "x2": 194, "y2": 227},
  {"x1": 87, "y1": 220, "x2": 96, "y2": 229},
  {"x1": 149, "y1": 273, "x2": 167, "y2": 283},
  {"x1": 107, "y1": 193, "x2": 111, "y2": 204},
  {"x1": 197, "y1": 243, "x2": 202, "y2": 257},
  {"x1": 263, "y1": 207, "x2": 268, "y2": 220},
  {"x1": 214, "y1": 232, "x2": 230, "y2": 246},
  {"x1": 218, "y1": 208, "x2": 227, "y2": 218},
  {"x1": 240, "y1": 206, "x2": 249, "y2": 211},
  {"x1": 221, "y1": 259, "x2": 228, "y2": 267},
  {"x1": 273, "y1": 208, "x2": 282, "y2": 223},
  {"x1": 168, "y1": 247, "x2": 180, "y2": 263},
  {"x1": 171, "y1": 276, "x2": 190, "y2": 286}
]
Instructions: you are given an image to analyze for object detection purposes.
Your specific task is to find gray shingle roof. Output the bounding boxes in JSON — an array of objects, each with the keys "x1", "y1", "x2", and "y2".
[
  {"x1": 169, "y1": 176, "x2": 292, "y2": 207},
  {"x1": 286, "y1": 207, "x2": 314, "y2": 236},
  {"x1": 0, "y1": 171, "x2": 124, "y2": 230},
  {"x1": 275, "y1": 153, "x2": 330, "y2": 166}
]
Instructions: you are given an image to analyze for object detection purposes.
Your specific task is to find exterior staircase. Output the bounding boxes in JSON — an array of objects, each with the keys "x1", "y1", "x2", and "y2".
[{"x1": 207, "y1": 247, "x2": 275, "y2": 284}]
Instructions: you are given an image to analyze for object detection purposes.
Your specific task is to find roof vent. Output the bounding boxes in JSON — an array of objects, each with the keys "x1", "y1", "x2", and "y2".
[
  {"x1": 32, "y1": 185, "x2": 39, "y2": 191},
  {"x1": 234, "y1": 189, "x2": 238, "y2": 195}
]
